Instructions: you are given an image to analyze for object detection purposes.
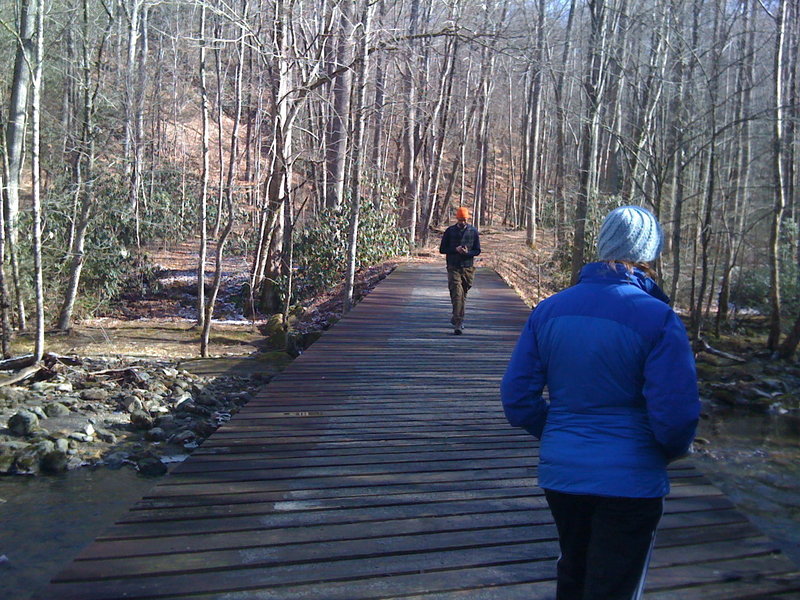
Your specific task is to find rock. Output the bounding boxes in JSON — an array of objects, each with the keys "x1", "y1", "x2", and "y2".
[
  {"x1": 130, "y1": 410, "x2": 154, "y2": 430},
  {"x1": 144, "y1": 427, "x2": 167, "y2": 442},
  {"x1": 192, "y1": 420, "x2": 216, "y2": 438},
  {"x1": 28, "y1": 427, "x2": 50, "y2": 440},
  {"x1": 172, "y1": 392, "x2": 192, "y2": 406},
  {"x1": 8, "y1": 410, "x2": 39, "y2": 436},
  {"x1": 54, "y1": 438, "x2": 69, "y2": 453},
  {"x1": 68, "y1": 432, "x2": 93, "y2": 443},
  {"x1": 104, "y1": 451, "x2": 130, "y2": 469},
  {"x1": 30, "y1": 406, "x2": 48, "y2": 420},
  {"x1": 160, "y1": 367, "x2": 179, "y2": 378},
  {"x1": 195, "y1": 394, "x2": 220, "y2": 408},
  {"x1": 13, "y1": 451, "x2": 39, "y2": 475},
  {"x1": 0, "y1": 453, "x2": 15, "y2": 474},
  {"x1": 44, "y1": 403, "x2": 71, "y2": 417},
  {"x1": 169, "y1": 429, "x2": 196, "y2": 446},
  {"x1": 120, "y1": 395, "x2": 144, "y2": 413},
  {"x1": 136, "y1": 455, "x2": 167, "y2": 476},
  {"x1": 95, "y1": 429, "x2": 117, "y2": 444},
  {"x1": 81, "y1": 388, "x2": 110, "y2": 402},
  {"x1": 146, "y1": 381, "x2": 169, "y2": 396},
  {"x1": 0, "y1": 442, "x2": 26, "y2": 474},
  {"x1": 144, "y1": 400, "x2": 168, "y2": 414},
  {"x1": 31, "y1": 381, "x2": 73, "y2": 393},
  {"x1": 0, "y1": 386, "x2": 27, "y2": 407},
  {"x1": 761, "y1": 378, "x2": 786, "y2": 392},
  {"x1": 179, "y1": 402, "x2": 211, "y2": 417},
  {"x1": 264, "y1": 316, "x2": 288, "y2": 349},
  {"x1": 32, "y1": 440, "x2": 55, "y2": 455},
  {"x1": 40, "y1": 450, "x2": 69, "y2": 474},
  {"x1": 83, "y1": 423, "x2": 96, "y2": 437},
  {"x1": 155, "y1": 414, "x2": 176, "y2": 430},
  {"x1": 13, "y1": 441, "x2": 53, "y2": 475}
]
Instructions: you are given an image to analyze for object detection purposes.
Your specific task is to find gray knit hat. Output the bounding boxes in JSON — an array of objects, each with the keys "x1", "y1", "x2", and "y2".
[{"x1": 597, "y1": 205, "x2": 663, "y2": 263}]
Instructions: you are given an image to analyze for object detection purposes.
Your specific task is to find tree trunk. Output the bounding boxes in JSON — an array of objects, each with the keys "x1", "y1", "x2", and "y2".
[
  {"x1": 401, "y1": 0, "x2": 420, "y2": 248},
  {"x1": 201, "y1": 0, "x2": 248, "y2": 357},
  {"x1": 524, "y1": 0, "x2": 545, "y2": 247},
  {"x1": 553, "y1": 0, "x2": 577, "y2": 243},
  {"x1": 344, "y1": 0, "x2": 372, "y2": 313},
  {"x1": 5, "y1": 0, "x2": 35, "y2": 248},
  {"x1": 571, "y1": 0, "x2": 607, "y2": 283},
  {"x1": 420, "y1": 37, "x2": 458, "y2": 245},
  {"x1": 30, "y1": 0, "x2": 44, "y2": 361},
  {"x1": 197, "y1": 4, "x2": 209, "y2": 330},
  {"x1": 57, "y1": 0, "x2": 111, "y2": 331},
  {"x1": 324, "y1": 0, "x2": 353, "y2": 209},
  {"x1": 768, "y1": 0, "x2": 789, "y2": 351}
]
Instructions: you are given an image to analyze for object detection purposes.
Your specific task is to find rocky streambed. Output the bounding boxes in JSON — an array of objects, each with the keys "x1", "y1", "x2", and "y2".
[{"x1": 0, "y1": 354, "x2": 273, "y2": 477}]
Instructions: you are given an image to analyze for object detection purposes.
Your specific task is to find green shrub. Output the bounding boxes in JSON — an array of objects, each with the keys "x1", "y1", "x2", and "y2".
[
  {"x1": 730, "y1": 221, "x2": 800, "y2": 316},
  {"x1": 290, "y1": 196, "x2": 409, "y2": 303}
]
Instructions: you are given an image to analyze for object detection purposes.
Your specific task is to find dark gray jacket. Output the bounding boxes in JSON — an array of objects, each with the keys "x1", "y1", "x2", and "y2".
[{"x1": 439, "y1": 224, "x2": 481, "y2": 268}]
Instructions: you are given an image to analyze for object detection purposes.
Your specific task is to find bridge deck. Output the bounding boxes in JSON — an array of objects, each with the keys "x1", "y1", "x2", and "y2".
[{"x1": 38, "y1": 264, "x2": 800, "y2": 599}]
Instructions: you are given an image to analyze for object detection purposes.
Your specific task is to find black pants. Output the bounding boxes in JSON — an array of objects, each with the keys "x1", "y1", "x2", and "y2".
[{"x1": 544, "y1": 489, "x2": 664, "y2": 600}]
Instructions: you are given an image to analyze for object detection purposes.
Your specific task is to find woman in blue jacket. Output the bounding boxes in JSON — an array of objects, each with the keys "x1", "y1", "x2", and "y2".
[{"x1": 501, "y1": 206, "x2": 700, "y2": 600}]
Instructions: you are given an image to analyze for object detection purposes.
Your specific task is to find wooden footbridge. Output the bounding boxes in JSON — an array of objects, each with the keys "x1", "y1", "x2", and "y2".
[{"x1": 38, "y1": 264, "x2": 800, "y2": 599}]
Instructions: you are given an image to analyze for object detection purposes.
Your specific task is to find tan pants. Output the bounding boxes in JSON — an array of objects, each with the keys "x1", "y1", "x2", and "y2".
[{"x1": 447, "y1": 267, "x2": 475, "y2": 327}]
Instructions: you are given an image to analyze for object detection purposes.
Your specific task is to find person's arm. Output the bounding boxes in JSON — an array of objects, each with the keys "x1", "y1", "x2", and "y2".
[
  {"x1": 643, "y1": 311, "x2": 701, "y2": 461},
  {"x1": 439, "y1": 228, "x2": 452, "y2": 255},
  {"x1": 501, "y1": 313, "x2": 548, "y2": 438},
  {"x1": 467, "y1": 228, "x2": 481, "y2": 257}
]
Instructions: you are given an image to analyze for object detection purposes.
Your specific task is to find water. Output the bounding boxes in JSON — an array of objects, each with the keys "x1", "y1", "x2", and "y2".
[
  {"x1": 0, "y1": 467, "x2": 158, "y2": 600},
  {"x1": 0, "y1": 413, "x2": 797, "y2": 600},
  {"x1": 693, "y1": 410, "x2": 800, "y2": 566}
]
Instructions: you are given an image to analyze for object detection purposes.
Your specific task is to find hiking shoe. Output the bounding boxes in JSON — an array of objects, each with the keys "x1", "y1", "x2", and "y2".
[{"x1": 454, "y1": 327, "x2": 463, "y2": 335}]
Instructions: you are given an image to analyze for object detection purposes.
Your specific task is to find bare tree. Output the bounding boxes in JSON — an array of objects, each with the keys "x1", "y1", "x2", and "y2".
[
  {"x1": 57, "y1": 0, "x2": 113, "y2": 331},
  {"x1": 197, "y1": 3, "x2": 210, "y2": 330},
  {"x1": 767, "y1": 0, "x2": 790, "y2": 351},
  {"x1": 30, "y1": 0, "x2": 44, "y2": 360},
  {"x1": 343, "y1": 0, "x2": 372, "y2": 313}
]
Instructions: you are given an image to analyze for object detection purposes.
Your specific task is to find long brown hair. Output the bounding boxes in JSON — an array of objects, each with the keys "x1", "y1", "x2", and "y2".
[{"x1": 604, "y1": 260, "x2": 656, "y2": 279}]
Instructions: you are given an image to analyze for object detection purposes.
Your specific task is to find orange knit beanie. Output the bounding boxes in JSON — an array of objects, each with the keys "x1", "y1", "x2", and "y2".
[{"x1": 455, "y1": 206, "x2": 470, "y2": 220}]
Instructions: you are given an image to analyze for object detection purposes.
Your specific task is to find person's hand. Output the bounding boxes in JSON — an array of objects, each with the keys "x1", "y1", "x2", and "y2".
[{"x1": 457, "y1": 245, "x2": 467, "y2": 254}]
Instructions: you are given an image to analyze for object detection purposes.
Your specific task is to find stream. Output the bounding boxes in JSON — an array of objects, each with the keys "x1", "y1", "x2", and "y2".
[
  {"x1": 0, "y1": 467, "x2": 158, "y2": 600},
  {"x1": 0, "y1": 413, "x2": 798, "y2": 600}
]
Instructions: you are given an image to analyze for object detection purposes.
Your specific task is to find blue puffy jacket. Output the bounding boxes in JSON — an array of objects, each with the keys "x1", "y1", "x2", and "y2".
[{"x1": 501, "y1": 262, "x2": 700, "y2": 498}]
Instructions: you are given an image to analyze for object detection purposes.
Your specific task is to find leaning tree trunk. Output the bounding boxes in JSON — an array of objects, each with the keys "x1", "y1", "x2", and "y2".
[
  {"x1": 420, "y1": 37, "x2": 458, "y2": 246},
  {"x1": 5, "y1": 0, "x2": 36, "y2": 331},
  {"x1": 201, "y1": 0, "x2": 247, "y2": 358},
  {"x1": 57, "y1": 0, "x2": 111, "y2": 331},
  {"x1": 5, "y1": 0, "x2": 35, "y2": 248}
]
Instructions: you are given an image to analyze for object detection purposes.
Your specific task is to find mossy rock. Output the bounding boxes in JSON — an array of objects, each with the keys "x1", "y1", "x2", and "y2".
[{"x1": 263, "y1": 314, "x2": 287, "y2": 349}]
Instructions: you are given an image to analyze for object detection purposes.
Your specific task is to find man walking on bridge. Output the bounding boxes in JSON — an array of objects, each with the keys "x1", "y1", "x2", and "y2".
[{"x1": 439, "y1": 206, "x2": 481, "y2": 335}]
